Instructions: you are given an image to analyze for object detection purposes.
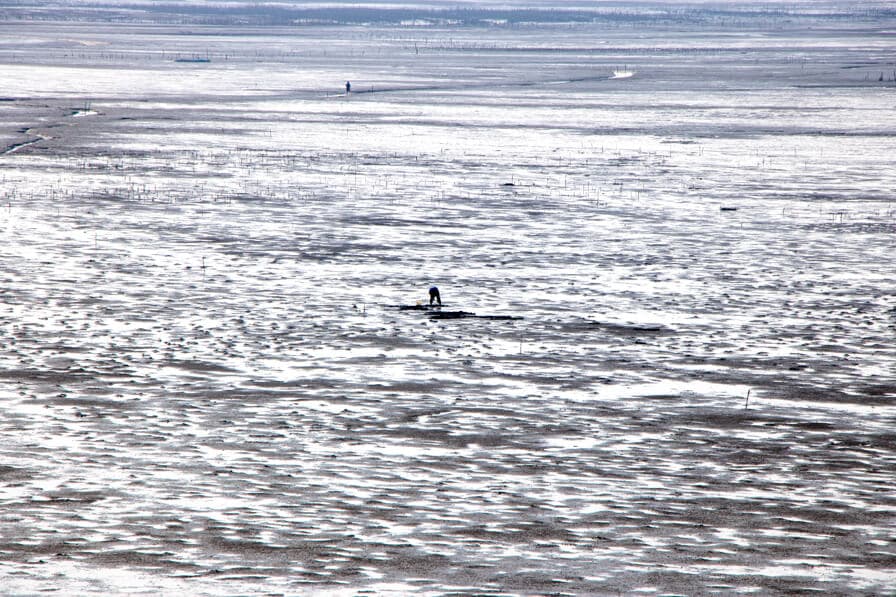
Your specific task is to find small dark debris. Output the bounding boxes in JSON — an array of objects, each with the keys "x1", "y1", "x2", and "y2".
[
  {"x1": 431, "y1": 311, "x2": 522, "y2": 321},
  {"x1": 429, "y1": 310, "x2": 476, "y2": 319},
  {"x1": 394, "y1": 305, "x2": 522, "y2": 320}
]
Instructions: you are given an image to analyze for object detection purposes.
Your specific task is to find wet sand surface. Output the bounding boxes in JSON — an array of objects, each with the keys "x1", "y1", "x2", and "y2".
[{"x1": 1, "y1": 3, "x2": 896, "y2": 595}]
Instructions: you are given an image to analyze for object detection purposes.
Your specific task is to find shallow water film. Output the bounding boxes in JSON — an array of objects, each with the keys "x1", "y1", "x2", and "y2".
[{"x1": 1, "y1": 1, "x2": 895, "y2": 595}]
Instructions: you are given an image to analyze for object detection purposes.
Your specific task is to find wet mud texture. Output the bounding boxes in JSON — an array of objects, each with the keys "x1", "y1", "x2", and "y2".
[{"x1": 1, "y1": 5, "x2": 896, "y2": 596}]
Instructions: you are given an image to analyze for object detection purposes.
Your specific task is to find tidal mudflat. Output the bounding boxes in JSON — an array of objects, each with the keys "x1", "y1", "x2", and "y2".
[{"x1": 1, "y1": 2, "x2": 895, "y2": 595}]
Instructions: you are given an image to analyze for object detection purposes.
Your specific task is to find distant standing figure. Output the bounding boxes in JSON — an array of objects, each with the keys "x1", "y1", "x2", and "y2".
[
  {"x1": 345, "y1": 81, "x2": 351, "y2": 93},
  {"x1": 429, "y1": 286, "x2": 442, "y2": 306}
]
